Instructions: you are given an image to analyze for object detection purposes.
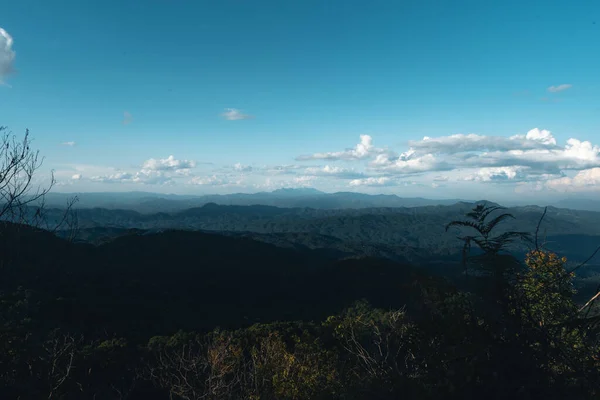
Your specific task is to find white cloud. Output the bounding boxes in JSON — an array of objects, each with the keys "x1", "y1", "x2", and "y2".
[
  {"x1": 253, "y1": 175, "x2": 316, "y2": 190},
  {"x1": 510, "y1": 128, "x2": 557, "y2": 146},
  {"x1": 462, "y1": 166, "x2": 523, "y2": 182},
  {"x1": 142, "y1": 155, "x2": 196, "y2": 171},
  {"x1": 406, "y1": 128, "x2": 559, "y2": 155},
  {"x1": 294, "y1": 175, "x2": 317, "y2": 186},
  {"x1": 188, "y1": 174, "x2": 243, "y2": 187},
  {"x1": 123, "y1": 111, "x2": 133, "y2": 125},
  {"x1": 366, "y1": 128, "x2": 600, "y2": 179},
  {"x1": 287, "y1": 128, "x2": 598, "y2": 196},
  {"x1": 253, "y1": 178, "x2": 285, "y2": 191},
  {"x1": 303, "y1": 165, "x2": 364, "y2": 179},
  {"x1": 369, "y1": 152, "x2": 449, "y2": 175},
  {"x1": 220, "y1": 108, "x2": 254, "y2": 121},
  {"x1": 349, "y1": 176, "x2": 393, "y2": 187},
  {"x1": 0, "y1": 28, "x2": 15, "y2": 84},
  {"x1": 472, "y1": 138, "x2": 600, "y2": 172},
  {"x1": 90, "y1": 170, "x2": 174, "y2": 185},
  {"x1": 545, "y1": 168, "x2": 600, "y2": 192},
  {"x1": 233, "y1": 162, "x2": 253, "y2": 172},
  {"x1": 48, "y1": 127, "x2": 600, "y2": 197},
  {"x1": 174, "y1": 168, "x2": 194, "y2": 176},
  {"x1": 296, "y1": 135, "x2": 392, "y2": 161},
  {"x1": 547, "y1": 84, "x2": 572, "y2": 93},
  {"x1": 90, "y1": 172, "x2": 134, "y2": 184},
  {"x1": 430, "y1": 167, "x2": 564, "y2": 186},
  {"x1": 59, "y1": 156, "x2": 206, "y2": 188},
  {"x1": 53, "y1": 163, "x2": 184, "y2": 187},
  {"x1": 133, "y1": 170, "x2": 174, "y2": 185},
  {"x1": 61, "y1": 141, "x2": 76, "y2": 147}
]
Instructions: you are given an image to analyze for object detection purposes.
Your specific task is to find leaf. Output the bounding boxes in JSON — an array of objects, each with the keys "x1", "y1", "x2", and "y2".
[{"x1": 482, "y1": 213, "x2": 515, "y2": 236}]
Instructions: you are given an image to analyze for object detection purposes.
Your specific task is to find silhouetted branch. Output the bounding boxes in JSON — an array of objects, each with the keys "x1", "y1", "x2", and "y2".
[{"x1": 534, "y1": 206, "x2": 548, "y2": 251}]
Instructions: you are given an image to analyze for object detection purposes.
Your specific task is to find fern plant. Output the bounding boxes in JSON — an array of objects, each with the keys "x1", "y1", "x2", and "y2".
[{"x1": 446, "y1": 203, "x2": 532, "y2": 280}]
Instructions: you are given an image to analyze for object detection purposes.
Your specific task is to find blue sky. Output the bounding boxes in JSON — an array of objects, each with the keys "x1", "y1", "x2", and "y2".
[{"x1": 1, "y1": 0, "x2": 599, "y2": 201}]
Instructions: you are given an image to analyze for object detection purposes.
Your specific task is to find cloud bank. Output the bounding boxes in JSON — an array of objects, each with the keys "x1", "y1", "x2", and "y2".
[{"x1": 55, "y1": 127, "x2": 600, "y2": 198}]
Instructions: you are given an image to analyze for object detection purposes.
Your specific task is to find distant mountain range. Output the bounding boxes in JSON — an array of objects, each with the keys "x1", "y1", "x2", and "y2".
[
  {"x1": 41, "y1": 188, "x2": 600, "y2": 213},
  {"x1": 41, "y1": 189, "x2": 468, "y2": 213}
]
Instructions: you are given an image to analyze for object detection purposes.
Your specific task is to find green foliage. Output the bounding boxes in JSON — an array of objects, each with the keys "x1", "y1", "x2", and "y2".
[
  {"x1": 446, "y1": 203, "x2": 531, "y2": 272},
  {"x1": 3, "y1": 202, "x2": 600, "y2": 398},
  {"x1": 517, "y1": 250, "x2": 578, "y2": 327}
]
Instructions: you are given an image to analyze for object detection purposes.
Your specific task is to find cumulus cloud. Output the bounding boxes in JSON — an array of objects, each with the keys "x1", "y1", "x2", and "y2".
[
  {"x1": 220, "y1": 108, "x2": 254, "y2": 120},
  {"x1": 462, "y1": 167, "x2": 524, "y2": 182},
  {"x1": 284, "y1": 127, "x2": 600, "y2": 194},
  {"x1": 470, "y1": 138, "x2": 600, "y2": 172},
  {"x1": 142, "y1": 155, "x2": 196, "y2": 171},
  {"x1": 233, "y1": 162, "x2": 253, "y2": 172},
  {"x1": 545, "y1": 168, "x2": 600, "y2": 192},
  {"x1": 55, "y1": 127, "x2": 600, "y2": 196},
  {"x1": 122, "y1": 111, "x2": 133, "y2": 125},
  {"x1": 303, "y1": 165, "x2": 365, "y2": 179},
  {"x1": 406, "y1": 128, "x2": 559, "y2": 155},
  {"x1": 61, "y1": 141, "x2": 76, "y2": 147},
  {"x1": 370, "y1": 153, "x2": 450, "y2": 175},
  {"x1": 296, "y1": 135, "x2": 392, "y2": 161},
  {"x1": 510, "y1": 128, "x2": 557, "y2": 146},
  {"x1": 547, "y1": 84, "x2": 572, "y2": 93},
  {"x1": 88, "y1": 155, "x2": 196, "y2": 185},
  {"x1": 349, "y1": 176, "x2": 394, "y2": 187},
  {"x1": 90, "y1": 170, "x2": 173, "y2": 185},
  {"x1": 0, "y1": 28, "x2": 15, "y2": 84},
  {"x1": 71, "y1": 174, "x2": 82, "y2": 180},
  {"x1": 366, "y1": 128, "x2": 600, "y2": 179},
  {"x1": 133, "y1": 170, "x2": 174, "y2": 185}
]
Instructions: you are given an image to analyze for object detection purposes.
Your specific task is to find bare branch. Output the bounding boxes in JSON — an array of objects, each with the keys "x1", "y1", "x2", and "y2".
[{"x1": 534, "y1": 206, "x2": 548, "y2": 251}]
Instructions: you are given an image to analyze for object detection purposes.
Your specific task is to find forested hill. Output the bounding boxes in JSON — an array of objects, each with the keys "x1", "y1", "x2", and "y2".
[
  {"x1": 0, "y1": 223, "x2": 432, "y2": 339},
  {"x1": 3, "y1": 205, "x2": 600, "y2": 399},
  {"x1": 47, "y1": 202, "x2": 600, "y2": 235},
  {"x1": 48, "y1": 202, "x2": 600, "y2": 263}
]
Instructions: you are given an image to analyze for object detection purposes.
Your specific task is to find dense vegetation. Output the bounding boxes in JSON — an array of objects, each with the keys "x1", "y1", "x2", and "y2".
[
  {"x1": 45, "y1": 202, "x2": 600, "y2": 264},
  {"x1": 2, "y1": 204, "x2": 600, "y2": 399},
  {"x1": 2, "y1": 128, "x2": 600, "y2": 398},
  {"x1": 50, "y1": 201, "x2": 600, "y2": 301}
]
